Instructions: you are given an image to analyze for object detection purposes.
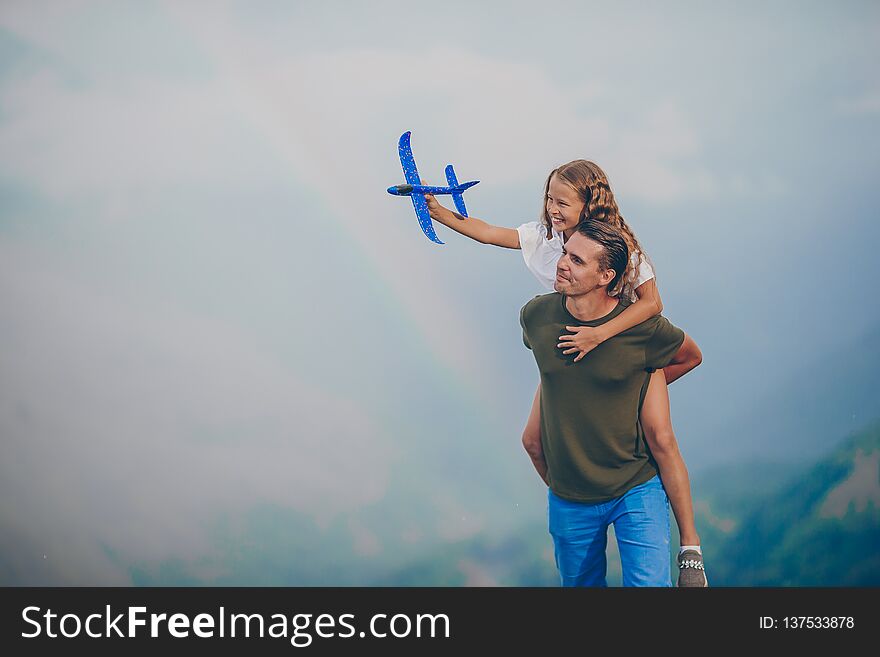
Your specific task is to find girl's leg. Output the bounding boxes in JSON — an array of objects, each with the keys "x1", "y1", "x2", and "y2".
[{"x1": 639, "y1": 370, "x2": 700, "y2": 547}]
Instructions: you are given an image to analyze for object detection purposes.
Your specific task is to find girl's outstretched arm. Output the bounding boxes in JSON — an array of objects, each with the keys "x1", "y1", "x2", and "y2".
[
  {"x1": 558, "y1": 278, "x2": 663, "y2": 361},
  {"x1": 424, "y1": 194, "x2": 520, "y2": 249}
]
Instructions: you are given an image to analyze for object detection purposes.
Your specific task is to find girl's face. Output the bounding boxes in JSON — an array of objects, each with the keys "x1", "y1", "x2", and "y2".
[{"x1": 546, "y1": 174, "x2": 585, "y2": 234}]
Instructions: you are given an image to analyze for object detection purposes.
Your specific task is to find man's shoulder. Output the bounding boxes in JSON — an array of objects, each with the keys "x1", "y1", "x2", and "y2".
[{"x1": 520, "y1": 292, "x2": 559, "y2": 322}]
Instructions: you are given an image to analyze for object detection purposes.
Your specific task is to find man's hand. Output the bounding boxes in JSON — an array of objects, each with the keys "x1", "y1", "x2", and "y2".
[{"x1": 557, "y1": 325, "x2": 606, "y2": 362}]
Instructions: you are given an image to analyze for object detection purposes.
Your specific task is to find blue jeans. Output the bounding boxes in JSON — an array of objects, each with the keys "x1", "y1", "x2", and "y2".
[{"x1": 547, "y1": 474, "x2": 671, "y2": 587}]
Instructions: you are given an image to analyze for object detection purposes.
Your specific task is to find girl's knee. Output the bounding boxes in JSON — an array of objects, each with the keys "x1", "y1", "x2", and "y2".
[{"x1": 643, "y1": 426, "x2": 677, "y2": 454}]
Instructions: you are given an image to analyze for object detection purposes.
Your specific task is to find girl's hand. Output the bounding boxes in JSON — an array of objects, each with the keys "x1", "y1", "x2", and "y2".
[
  {"x1": 425, "y1": 193, "x2": 456, "y2": 222},
  {"x1": 557, "y1": 325, "x2": 606, "y2": 362}
]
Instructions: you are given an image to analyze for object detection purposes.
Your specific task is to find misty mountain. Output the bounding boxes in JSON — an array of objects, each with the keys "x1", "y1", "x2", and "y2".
[
  {"x1": 694, "y1": 419, "x2": 880, "y2": 586},
  {"x1": 372, "y1": 419, "x2": 880, "y2": 586},
  {"x1": 692, "y1": 323, "x2": 880, "y2": 469}
]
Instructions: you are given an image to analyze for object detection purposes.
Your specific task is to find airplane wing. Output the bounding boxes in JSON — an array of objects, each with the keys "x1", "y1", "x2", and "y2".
[
  {"x1": 411, "y1": 192, "x2": 443, "y2": 244},
  {"x1": 445, "y1": 164, "x2": 469, "y2": 217},
  {"x1": 398, "y1": 131, "x2": 421, "y2": 186}
]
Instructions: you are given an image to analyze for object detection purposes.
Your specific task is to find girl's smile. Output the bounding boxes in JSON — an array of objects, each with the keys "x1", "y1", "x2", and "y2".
[{"x1": 546, "y1": 174, "x2": 586, "y2": 235}]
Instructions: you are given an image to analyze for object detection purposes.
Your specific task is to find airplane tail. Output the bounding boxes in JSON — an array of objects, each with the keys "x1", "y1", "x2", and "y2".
[
  {"x1": 451, "y1": 192, "x2": 468, "y2": 217},
  {"x1": 445, "y1": 164, "x2": 479, "y2": 217}
]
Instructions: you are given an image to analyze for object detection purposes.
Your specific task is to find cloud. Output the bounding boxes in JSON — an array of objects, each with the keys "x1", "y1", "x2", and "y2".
[
  {"x1": 5, "y1": 1, "x2": 868, "y2": 585},
  {"x1": 0, "y1": 71, "x2": 273, "y2": 201},
  {"x1": 0, "y1": 242, "x2": 392, "y2": 583},
  {"x1": 0, "y1": 2, "x2": 734, "y2": 399},
  {"x1": 835, "y1": 92, "x2": 880, "y2": 116},
  {"x1": 819, "y1": 449, "x2": 880, "y2": 518}
]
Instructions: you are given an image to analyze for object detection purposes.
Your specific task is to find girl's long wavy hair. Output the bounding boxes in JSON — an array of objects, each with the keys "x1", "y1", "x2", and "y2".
[{"x1": 541, "y1": 160, "x2": 650, "y2": 300}]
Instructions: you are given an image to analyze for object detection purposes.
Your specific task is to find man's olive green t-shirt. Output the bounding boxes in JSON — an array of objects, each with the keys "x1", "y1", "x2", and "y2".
[{"x1": 520, "y1": 293, "x2": 685, "y2": 503}]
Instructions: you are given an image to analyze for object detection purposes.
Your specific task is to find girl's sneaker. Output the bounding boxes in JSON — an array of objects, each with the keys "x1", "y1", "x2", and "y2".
[{"x1": 677, "y1": 549, "x2": 708, "y2": 587}]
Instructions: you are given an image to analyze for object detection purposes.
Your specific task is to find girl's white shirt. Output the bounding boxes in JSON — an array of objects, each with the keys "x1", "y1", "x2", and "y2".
[{"x1": 516, "y1": 220, "x2": 655, "y2": 300}]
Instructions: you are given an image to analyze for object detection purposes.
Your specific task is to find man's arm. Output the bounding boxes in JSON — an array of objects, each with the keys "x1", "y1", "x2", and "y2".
[
  {"x1": 664, "y1": 333, "x2": 702, "y2": 384},
  {"x1": 522, "y1": 382, "x2": 549, "y2": 486}
]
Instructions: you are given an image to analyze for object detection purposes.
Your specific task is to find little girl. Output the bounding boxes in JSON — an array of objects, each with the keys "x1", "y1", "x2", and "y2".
[{"x1": 424, "y1": 160, "x2": 707, "y2": 586}]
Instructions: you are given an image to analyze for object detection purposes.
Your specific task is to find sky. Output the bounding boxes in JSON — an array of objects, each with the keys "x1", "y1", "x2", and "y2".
[{"x1": 1, "y1": 0, "x2": 878, "y2": 584}]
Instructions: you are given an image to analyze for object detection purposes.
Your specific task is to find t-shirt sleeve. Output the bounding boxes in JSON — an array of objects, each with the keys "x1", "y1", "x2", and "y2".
[
  {"x1": 519, "y1": 303, "x2": 532, "y2": 350},
  {"x1": 517, "y1": 221, "x2": 561, "y2": 291},
  {"x1": 633, "y1": 251, "x2": 655, "y2": 288},
  {"x1": 517, "y1": 221, "x2": 542, "y2": 267},
  {"x1": 645, "y1": 317, "x2": 684, "y2": 372}
]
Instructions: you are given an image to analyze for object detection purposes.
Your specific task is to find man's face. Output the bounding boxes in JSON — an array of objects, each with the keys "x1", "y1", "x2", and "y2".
[{"x1": 554, "y1": 232, "x2": 615, "y2": 297}]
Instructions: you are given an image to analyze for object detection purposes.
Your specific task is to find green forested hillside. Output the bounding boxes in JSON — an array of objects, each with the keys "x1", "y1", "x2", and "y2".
[{"x1": 691, "y1": 420, "x2": 880, "y2": 586}]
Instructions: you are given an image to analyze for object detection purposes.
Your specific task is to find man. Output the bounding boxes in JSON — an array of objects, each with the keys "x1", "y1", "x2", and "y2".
[{"x1": 519, "y1": 219, "x2": 703, "y2": 587}]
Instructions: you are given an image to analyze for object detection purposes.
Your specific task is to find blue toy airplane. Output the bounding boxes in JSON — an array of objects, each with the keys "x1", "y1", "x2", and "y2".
[{"x1": 387, "y1": 131, "x2": 479, "y2": 244}]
